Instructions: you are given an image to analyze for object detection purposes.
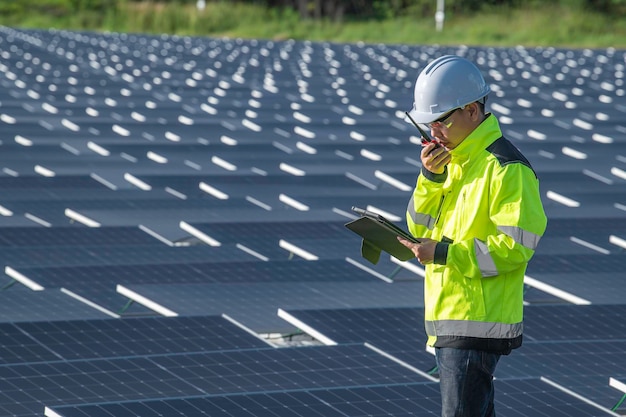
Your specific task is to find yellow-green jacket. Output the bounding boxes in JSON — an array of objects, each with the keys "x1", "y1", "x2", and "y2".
[{"x1": 406, "y1": 114, "x2": 547, "y2": 354}]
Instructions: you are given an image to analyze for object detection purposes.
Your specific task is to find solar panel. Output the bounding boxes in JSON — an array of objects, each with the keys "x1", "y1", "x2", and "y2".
[
  {"x1": 524, "y1": 304, "x2": 626, "y2": 341},
  {"x1": 277, "y1": 304, "x2": 626, "y2": 409},
  {"x1": 0, "y1": 244, "x2": 238, "y2": 270},
  {"x1": 523, "y1": 285, "x2": 565, "y2": 304},
  {"x1": 8, "y1": 258, "x2": 387, "y2": 298},
  {"x1": 532, "y1": 250, "x2": 626, "y2": 274},
  {"x1": 0, "y1": 226, "x2": 158, "y2": 247},
  {"x1": 281, "y1": 303, "x2": 626, "y2": 362},
  {"x1": 118, "y1": 280, "x2": 424, "y2": 332},
  {"x1": 1, "y1": 344, "x2": 428, "y2": 417},
  {"x1": 278, "y1": 307, "x2": 435, "y2": 371},
  {"x1": 495, "y1": 377, "x2": 618, "y2": 417},
  {"x1": 498, "y1": 340, "x2": 626, "y2": 378},
  {"x1": 0, "y1": 316, "x2": 268, "y2": 364},
  {"x1": 0, "y1": 322, "x2": 64, "y2": 365},
  {"x1": 522, "y1": 272, "x2": 626, "y2": 304},
  {"x1": 46, "y1": 378, "x2": 618, "y2": 417},
  {"x1": 186, "y1": 220, "x2": 369, "y2": 260},
  {"x1": 496, "y1": 340, "x2": 626, "y2": 409},
  {"x1": 0, "y1": 176, "x2": 105, "y2": 191},
  {"x1": 0, "y1": 289, "x2": 110, "y2": 324}
]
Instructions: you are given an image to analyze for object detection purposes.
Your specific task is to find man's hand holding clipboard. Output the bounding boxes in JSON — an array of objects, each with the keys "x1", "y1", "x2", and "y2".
[
  {"x1": 345, "y1": 206, "x2": 434, "y2": 265},
  {"x1": 396, "y1": 235, "x2": 437, "y2": 266}
]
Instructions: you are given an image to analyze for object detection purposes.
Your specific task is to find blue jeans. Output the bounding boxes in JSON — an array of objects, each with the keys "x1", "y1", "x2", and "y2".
[{"x1": 435, "y1": 347, "x2": 501, "y2": 417}]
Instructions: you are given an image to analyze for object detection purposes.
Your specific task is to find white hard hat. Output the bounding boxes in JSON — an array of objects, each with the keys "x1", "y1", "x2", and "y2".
[{"x1": 407, "y1": 55, "x2": 490, "y2": 124}]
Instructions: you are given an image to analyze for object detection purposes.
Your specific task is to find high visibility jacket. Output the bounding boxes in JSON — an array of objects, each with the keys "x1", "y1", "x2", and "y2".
[{"x1": 406, "y1": 114, "x2": 547, "y2": 354}]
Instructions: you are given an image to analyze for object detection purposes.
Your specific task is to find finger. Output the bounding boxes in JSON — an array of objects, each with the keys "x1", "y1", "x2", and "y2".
[
  {"x1": 397, "y1": 237, "x2": 412, "y2": 248},
  {"x1": 430, "y1": 147, "x2": 448, "y2": 160},
  {"x1": 432, "y1": 153, "x2": 451, "y2": 168},
  {"x1": 421, "y1": 142, "x2": 437, "y2": 155}
]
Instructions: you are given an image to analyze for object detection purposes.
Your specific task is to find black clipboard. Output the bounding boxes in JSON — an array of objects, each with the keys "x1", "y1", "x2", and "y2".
[{"x1": 345, "y1": 206, "x2": 420, "y2": 264}]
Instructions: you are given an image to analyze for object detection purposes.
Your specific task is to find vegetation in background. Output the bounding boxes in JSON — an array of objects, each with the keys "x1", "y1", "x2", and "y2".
[{"x1": 0, "y1": 0, "x2": 625, "y2": 48}]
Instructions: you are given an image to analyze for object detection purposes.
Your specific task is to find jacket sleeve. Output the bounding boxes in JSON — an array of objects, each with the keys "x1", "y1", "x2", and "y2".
[
  {"x1": 447, "y1": 163, "x2": 547, "y2": 278},
  {"x1": 406, "y1": 167, "x2": 447, "y2": 239}
]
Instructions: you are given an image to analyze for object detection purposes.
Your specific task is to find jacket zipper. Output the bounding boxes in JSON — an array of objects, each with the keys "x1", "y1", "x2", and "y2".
[{"x1": 434, "y1": 194, "x2": 446, "y2": 227}]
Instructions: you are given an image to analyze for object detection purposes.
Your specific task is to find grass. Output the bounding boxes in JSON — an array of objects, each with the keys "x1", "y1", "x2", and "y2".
[
  {"x1": 305, "y1": 6, "x2": 626, "y2": 49},
  {"x1": 2, "y1": 2, "x2": 625, "y2": 49}
]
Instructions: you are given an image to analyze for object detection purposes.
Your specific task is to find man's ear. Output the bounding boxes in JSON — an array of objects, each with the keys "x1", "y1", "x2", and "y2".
[{"x1": 468, "y1": 102, "x2": 483, "y2": 121}]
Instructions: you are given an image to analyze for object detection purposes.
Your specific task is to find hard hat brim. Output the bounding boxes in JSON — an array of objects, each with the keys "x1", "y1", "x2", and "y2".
[{"x1": 404, "y1": 106, "x2": 448, "y2": 125}]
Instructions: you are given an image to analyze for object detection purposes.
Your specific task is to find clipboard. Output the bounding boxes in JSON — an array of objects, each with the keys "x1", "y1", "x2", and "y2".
[{"x1": 345, "y1": 206, "x2": 420, "y2": 264}]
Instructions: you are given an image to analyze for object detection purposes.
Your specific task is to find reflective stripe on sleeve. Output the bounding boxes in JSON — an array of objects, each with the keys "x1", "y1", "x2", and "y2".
[
  {"x1": 474, "y1": 238, "x2": 498, "y2": 277},
  {"x1": 407, "y1": 196, "x2": 436, "y2": 230},
  {"x1": 425, "y1": 319, "x2": 523, "y2": 339},
  {"x1": 498, "y1": 225, "x2": 542, "y2": 250}
]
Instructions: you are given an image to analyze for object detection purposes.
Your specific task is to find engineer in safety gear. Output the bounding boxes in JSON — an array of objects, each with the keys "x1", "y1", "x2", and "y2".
[{"x1": 397, "y1": 55, "x2": 547, "y2": 417}]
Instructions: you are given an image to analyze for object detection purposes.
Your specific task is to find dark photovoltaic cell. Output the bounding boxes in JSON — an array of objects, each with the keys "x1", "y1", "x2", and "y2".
[
  {"x1": 12, "y1": 258, "x2": 379, "y2": 289},
  {"x1": 146, "y1": 344, "x2": 428, "y2": 395},
  {"x1": 524, "y1": 304, "x2": 626, "y2": 341},
  {"x1": 0, "y1": 289, "x2": 110, "y2": 324},
  {"x1": 0, "y1": 226, "x2": 159, "y2": 247},
  {"x1": 48, "y1": 378, "x2": 617, "y2": 417},
  {"x1": 523, "y1": 271, "x2": 626, "y2": 304},
  {"x1": 1, "y1": 344, "x2": 428, "y2": 417},
  {"x1": 0, "y1": 315, "x2": 268, "y2": 365},
  {"x1": 279, "y1": 307, "x2": 435, "y2": 370},
  {"x1": 541, "y1": 217, "x2": 626, "y2": 241},
  {"x1": 278, "y1": 304, "x2": 626, "y2": 409},
  {"x1": 496, "y1": 340, "x2": 626, "y2": 409},
  {"x1": 47, "y1": 384, "x2": 440, "y2": 417},
  {"x1": 1, "y1": 356, "x2": 193, "y2": 417},
  {"x1": 0, "y1": 320, "x2": 64, "y2": 364},
  {"x1": 495, "y1": 378, "x2": 618, "y2": 417},
  {"x1": 528, "y1": 253, "x2": 626, "y2": 274},
  {"x1": 0, "y1": 245, "x2": 228, "y2": 269},
  {"x1": 497, "y1": 340, "x2": 626, "y2": 380},
  {"x1": 0, "y1": 175, "x2": 105, "y2": 191},
  {"x1": 523, "y1": 285, "x2": 565, "y2": 304},
  {"x1": 190, "y1": 221, "x2": 352, "y2": 242},
  {"x1": 188, "y1": 220, "x2": 366, "y2": 259},
  {"x1": 119, "y1": 280, "x2": 424, "y2": 332},
  {"x1": 6, "y1": 258, "x2": 391, "y2": 313},
  {"x1": 281, "y1": 303, "x2": 626, "y2": 373}
]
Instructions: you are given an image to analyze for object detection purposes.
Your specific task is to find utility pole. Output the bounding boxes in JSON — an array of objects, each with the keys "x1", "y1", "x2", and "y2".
[{"x1": 435, "y1": 0, "x2": 445, "y2": 32}]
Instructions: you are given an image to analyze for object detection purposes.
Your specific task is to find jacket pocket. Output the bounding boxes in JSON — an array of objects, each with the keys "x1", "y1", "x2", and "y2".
[{"x1": 467, "y1": 275, "x2": 487, "y2": 319}]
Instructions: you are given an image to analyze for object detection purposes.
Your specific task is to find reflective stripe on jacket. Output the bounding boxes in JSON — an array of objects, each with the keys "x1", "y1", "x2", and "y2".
[{"x1": 406, "y1": 114, "x2": 547, "y2": 354}]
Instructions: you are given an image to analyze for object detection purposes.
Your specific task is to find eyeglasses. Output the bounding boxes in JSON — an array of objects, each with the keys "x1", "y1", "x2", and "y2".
[{"x1": 425, "y1": 108, "x2": 460, "y2": 129}]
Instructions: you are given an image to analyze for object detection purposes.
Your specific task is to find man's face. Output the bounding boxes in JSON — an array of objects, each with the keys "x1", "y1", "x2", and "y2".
[{"x1": 429, "y1": 103, "x2": 480, "y2": 150}]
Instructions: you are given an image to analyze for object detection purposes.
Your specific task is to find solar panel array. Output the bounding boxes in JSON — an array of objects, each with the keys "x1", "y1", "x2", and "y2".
[{"x1": 0, "y1": 25, "x2": 624, "y2": 416}]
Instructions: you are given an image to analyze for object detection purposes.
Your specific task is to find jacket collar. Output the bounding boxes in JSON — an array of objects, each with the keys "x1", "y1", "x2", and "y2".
[{"x1": 449, "y1": 114, "x2": 503, "y2": 163}]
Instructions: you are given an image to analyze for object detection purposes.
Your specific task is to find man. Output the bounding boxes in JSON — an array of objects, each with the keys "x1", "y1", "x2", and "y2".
[{"x1": 397, "y1": 55, "x2": 547, "y2": 417}]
